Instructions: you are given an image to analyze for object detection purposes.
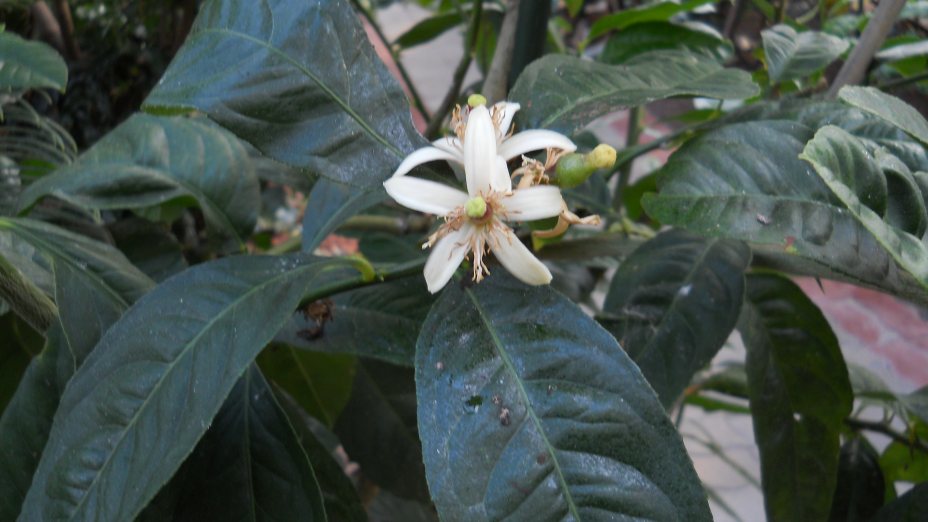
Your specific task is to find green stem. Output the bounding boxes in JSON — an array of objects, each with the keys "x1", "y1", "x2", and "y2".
[
  {"x1": 877, "y1": 70, "x2": 928, "y2": 91},
  {"x1": 425, "y1": 0, "x2": 483, "y2": 139},
  {"x1": 611, "y1": 106, "x2": 642, "y2": 214},
  {"x1": 845, "y1": 418, "x2": 928, "y2": 453},
  {"x1": 296, "y1": 257, "x2": 426, "y2": 310},
  {"x1": 0, "y1": 253, "x2": 58, "y2": 333},
  {"x1": 350, "y1": 0, "x2": 431, "y2": 122}
]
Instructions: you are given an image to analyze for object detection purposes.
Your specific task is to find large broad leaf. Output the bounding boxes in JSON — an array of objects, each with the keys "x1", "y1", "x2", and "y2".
[
  {"x1": 0, "y1": 255, "x2": 150, "y2": 520},
  {"x1": 0, "y1": 31, "x2": 67, "y2": 92},
  {"x1": 302, "y1": 178, "x2": 386, "y2": 252},
  {"x1": 761, "y1": 25, "x2": 849, "y2": 83},
  {"x1": 641, "y1": 120, "x2": 928, "y2": 305},
  {"x1": 828, "y1": 436, "x2": 885, "y2": 521},
  {"x1": 416, "y1": 272, "x2": 712, "y2": 520},
  {"x1": 600, "y1": 21, "x2": 732, "y2": 65},
  {"x1": 138, "y1": 365, "x2": 327, "y2": 520},
  {"x1": 599, "y1": 230, "x2": 750, "y2": 408},
  {"x1": 0, "y1": 313, "x2": 42, "y2": 414},
  {"x1": 18, "y1": 114, "x2": 258, "y2": 249},
  {"x1": 800, "y1": 126, "x2": 928, "y2": 297},
  {"x1": 839, "y1": 86, "x2": 928, "y2": 146},
  {"x1": 869, "y1": 482, "x2": 928, "y2": 521},
  {"x1": 143, "y1": 0, "x2": 425, "y2": 188},
  {"x1": 587, "y1": 0, "x2": 718, "y2": 40},
  {"x1": 276, "y1": 277, "x2": 433, "y2": 367},
  {"x1": 334, "y1": 359, "x2": 430, "y2": 502},
  {"x1": 257, "y1": 347, "x2": 355, "y2": 427},
  {"x1": 510, "y1": 50, "x2": 758, "y2": 135},
  {"x1": 740, "y1": 273, "x2": 853, "y2": 522},
  {"x1": 17, "y1": 254, "x2": 360, "y2": 521}
]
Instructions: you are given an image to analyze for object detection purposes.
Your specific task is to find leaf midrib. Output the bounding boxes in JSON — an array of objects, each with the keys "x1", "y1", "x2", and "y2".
[
  {"x1": 464, "y1": 288, "x2": 581, "y2": 520},
  {"x1": 62, "y1": 259, "x2": 342, "y2": 521},
  {"x1": 199, "y1": 28, "x2": 403, "y2": 158}
]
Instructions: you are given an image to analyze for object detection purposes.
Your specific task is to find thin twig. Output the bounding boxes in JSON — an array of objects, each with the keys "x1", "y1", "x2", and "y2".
[
  {"x1": 845, "y1": 418, "x2": 928, "y2": 453},
  {"x1": 482, "y1": 0, "x2": 521, "y2": 103},
  {"x1": 827, "y1": 0, "x2": 907, "y2": 97},
  {"x1": 425, "y1": 1, "x2": 484, "y2": 139},
  {"x1": 351, "y1": 0, "x2": 431, "y2": 121},
  {"x1": 877, "y1": 70, "x2": 928, "y2": 91}
]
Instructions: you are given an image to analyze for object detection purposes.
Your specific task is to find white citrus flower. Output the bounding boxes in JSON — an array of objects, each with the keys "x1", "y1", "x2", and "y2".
[{"x1": 384, "y1": 101, "x2": 574, "y2": 293}]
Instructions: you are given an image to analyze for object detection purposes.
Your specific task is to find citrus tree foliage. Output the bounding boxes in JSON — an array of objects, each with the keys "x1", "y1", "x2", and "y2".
[{"x1": 2, "y1": 0, "x2": 927, "y2": 520}]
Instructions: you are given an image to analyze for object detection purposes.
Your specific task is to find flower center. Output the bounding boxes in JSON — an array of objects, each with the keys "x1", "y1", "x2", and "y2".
[{"x1": 465, "y1": 196, "x2": 488, "y2": 219}]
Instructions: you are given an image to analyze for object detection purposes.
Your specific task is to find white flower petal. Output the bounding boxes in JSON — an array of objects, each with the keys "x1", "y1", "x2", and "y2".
[
  {"x1": 495, "y1": 101, "x2": 521, "y2": 137},
  {"x1": 490, "y1": 231, "x2": 552, "y2": 286},
  {"x1": 497, "y1": 130, "x2": 577, "y2": 161},
  {"x1": 384, "y1": 177, "x2": 468, "y2": 215},
  {"x1": 431, "y1": 136, "x2": 462, "y2": 155},
  {"x1": 492, "y1": 155, "x2": 512, "y2": 194},
  {"x1": 392, "y1": 146, "x2": 461, "y2": 177},
  {"x1": 424, "y1": 224, "x2": 473, "y2": 293},
  {"x1": 501, "y1": 185, "x2": 564, "y2": 221},
  {"x1": 464, "y1": 105, "x2": 498, "y2": 195}
]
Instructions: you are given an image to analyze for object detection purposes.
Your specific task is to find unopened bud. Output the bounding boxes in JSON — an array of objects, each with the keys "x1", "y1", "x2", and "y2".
[
  {"x1": 554, "y1": 144, "x2": 617, "y2": 189},
  {"x1": 467, "y1": 93, "x2": 487, "y2": 107}
]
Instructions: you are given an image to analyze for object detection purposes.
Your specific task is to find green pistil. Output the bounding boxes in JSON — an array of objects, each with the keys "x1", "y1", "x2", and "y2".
[{"x1": 465, "y1": 196, "x2": 488, "y2": 219}]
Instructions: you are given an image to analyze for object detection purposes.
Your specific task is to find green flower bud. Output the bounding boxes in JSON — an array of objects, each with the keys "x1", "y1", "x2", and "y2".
[
  {"x1": 467, "y1": 93, "x2": 487, "y2": 107},
  {"x1": 554, "y1": 144, "x2": 618, "y2": 189}
]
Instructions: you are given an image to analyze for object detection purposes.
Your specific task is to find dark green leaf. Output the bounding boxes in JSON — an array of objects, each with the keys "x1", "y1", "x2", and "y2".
[
  {"x1": 139, "y1": 366, "x2": 327, "y2": 521},
  {"x1": 18, "y1": 114, "x2": 258, "y2": 250},
  {"x1": 258, "y1": 347, "x2": 355, "y2": 427},
  {"x1": 800, "y1": 126, "x2": 928, "y2": 298},
  {"x1": 740, "y1": 273, "x2": 853, "y2": 522},
  {"x1": 829, "y1": 436, "x2": 885, "y2": 522},
  {"x1": 0, "y1": 252, "x2": 149, "y2": 520},
  {"x1": 394, "y1": 11, "x2": 465, "y2": 50},
  {"x1": 641, "y1": 120, "x2": 928, "y2": 305},
  {"x1": 417, "y1": 272, "x2": 712, "y2": 520},
  {"x1": 0, "y1": 313, "x2": 40, "y2": 414},
  {"x1": 587, "y1": 0, "x2": 718, "y2": 40},
  {"x1": 510, "y1": 50, "x2": 758, "y2": 136},
  {"x1": 0, "y1": 248, "x2": 57, "y2": 332},
  {"x1": 600, "y1": 230, "x2": 750, "y2": 408},
  {"x1": 302, "y1": 179, "x2": 386, "y2": 252},
  {"x1": 600, "y1": 21, "x2": 732, "y2": 65},
  {"x1": 869, "y1": 482, "x2": 928, "y2": 521},
  {"x1": 277, "y1": 277, "x2": 433, "y2": 367},
  {"x1": 839, "y1": 86, "x2": 928, "y2": 146},
  {"x1": 18, "y1": 254, "x2": 359, "y2": 521},
  {"x1": 143, "y1": 0, "x2": 425, "y2": 188},
  {"x1": 335, "y1": 359, "x2": 429, "y2": 502},
  {"x1": 878, "y1": 151, "x2": 928, "y2": 237},
  {"x1": 761, "y1": 25, "x2": 849, "y2": 83},
  {"x1": 0, "y1": 31, "x2": 67, "y2": 92},
  {"x1": 107, "y1": 218, "x2": 187, "y2": 283}
]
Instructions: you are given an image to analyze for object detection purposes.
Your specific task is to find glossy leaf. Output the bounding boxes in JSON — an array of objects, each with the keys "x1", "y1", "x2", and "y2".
[
  {"x1": 587, "y1": 0, "x2": 717, "y2": 40},
  {"x1": 600, "y1": 229, "x2": 750, "y2": 408},
  {"x1": 302, "y1": 178, "x2": 386, "y2": 252},
  {"x1": 740, "y1": 273, "x2": 853, "y2": 522},
  {"x1": 417, "y1": 272, "x2": 712, "y2": 520},
  {"x1": 18, "y1": 114, "x2": 258, "y2": 249},
  {"x1": 0, "y1": 253, "x2": 149, "y2": 521},
  {"x1": 0, "y1": 31, "x2": 67, "y2": 92},
  {"x1": 761, "y1": 25, "x2": 849, "y2": 83},
  {"x1": 140, "y1": 366, "x2": 327, "y2": 521},
  {"x1": 334, "y1": 359, "x2": 429, "y2": 502},
  {"x1": 258, "y1": 346, "x2": 355, "y2": 427},
  {"x1": 18, "y1": 254, "x2": 359, "y2": 521},
  {"x1": 828, "y1": 436, "x2": 885, "y2": 522},
  {"x1": 800, "y1": 126, "x2": 928, "y2": 297},
  {"x1": 510, "y1": 50, "x2": 758, "y2": 135},
  {"x1": 600, "y1": 21, "x2": 732, "y2": 65},
  {"x1": 839, "y1": 86, "x2": 928, "y2": 146},
  {"x1": 869, "y1": 482, "x2": 928, "y2": 521},
  {"x1": 143, "y1": 0, "x2": 425, "y2": 188},
  {"x1": 276, "y1": 277, "x2": 433, "y2": 367},
  {"x1": 641, "y1": 120, "x2": 928, "y2": 305}
]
